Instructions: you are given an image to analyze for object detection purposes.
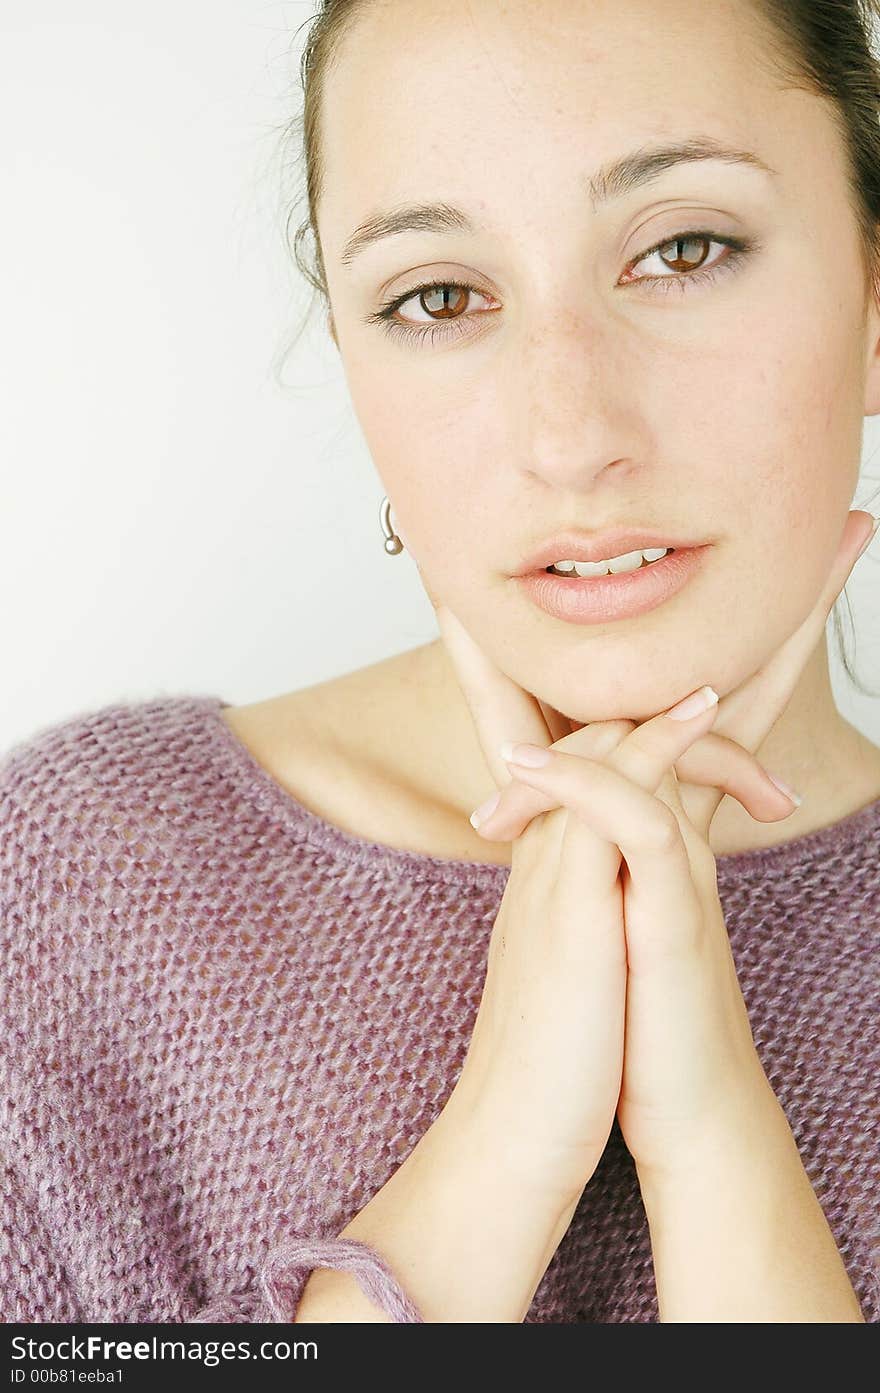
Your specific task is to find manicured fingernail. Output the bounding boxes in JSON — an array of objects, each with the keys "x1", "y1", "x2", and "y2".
[
  {"x1": 767, "y1": 772, "x2": 803, "y2": 807},
  {"x1": 666, "y1": 685, "x2": 720, "y2": 721},
  {"x1": 499, "y1": 740, "x2": 553, "y2": 767},
  {"x1": 856, "y1": 516, "x2": 880, "y2": 560},
  {"x1": 470, "y1": 790, "x2": 501, "y2": 829}
]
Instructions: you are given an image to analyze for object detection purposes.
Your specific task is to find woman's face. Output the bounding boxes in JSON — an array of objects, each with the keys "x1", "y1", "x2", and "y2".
[{"x1": 316, "y1": 0, "x2": 880, "y2": 723}]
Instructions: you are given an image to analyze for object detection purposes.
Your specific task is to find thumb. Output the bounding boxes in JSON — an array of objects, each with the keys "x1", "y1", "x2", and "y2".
[
  {"x1": 435, "y1": 605, "x2": 555, "y2": 788},
  {"x1": 651, "y1": 760, "x2": 715, "y2": 878}
]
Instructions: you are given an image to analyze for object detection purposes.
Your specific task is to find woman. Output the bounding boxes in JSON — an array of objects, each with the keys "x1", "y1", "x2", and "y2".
[{"x1": 2, "y1": 0, "x2": 879, "y2": 1322}]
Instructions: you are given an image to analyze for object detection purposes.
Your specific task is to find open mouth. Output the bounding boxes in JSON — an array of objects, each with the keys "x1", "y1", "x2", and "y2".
[
  {"x1": 516, "y1": 544, "x2": 707, "y2": 625},
  {"x1": 544, "y1": 548, "x2": 676, "y2": 577}
]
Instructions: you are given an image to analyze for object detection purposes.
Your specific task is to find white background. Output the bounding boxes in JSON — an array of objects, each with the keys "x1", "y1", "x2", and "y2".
[{"x1": 2, "y1": 0, "x2": 879, "y2": 758}]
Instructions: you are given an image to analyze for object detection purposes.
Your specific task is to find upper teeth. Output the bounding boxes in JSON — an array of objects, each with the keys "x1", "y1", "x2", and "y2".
[{"x1": 550, "y1": 547, "x2": 671, "y2": 576}]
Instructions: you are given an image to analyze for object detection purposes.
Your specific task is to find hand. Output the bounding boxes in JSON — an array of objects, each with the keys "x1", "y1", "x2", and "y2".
[
  {"x1": 432, "y1": 509, "x2": 876, "y2": 1188},
  {"x1": 617, "y1": 508, "x2": 877, "y2": 1178},
  {"x1": 428, "y1": 600, "x2": 769, "y2": 1207},
  {"x1": 434, "y1": 616, "x2": 730, "y2": 1207}
]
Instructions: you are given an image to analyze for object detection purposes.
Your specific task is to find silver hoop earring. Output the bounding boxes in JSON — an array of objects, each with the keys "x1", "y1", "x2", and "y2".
[{"x1": 380, "y1": 495, "x2": 404, "y2": 555}]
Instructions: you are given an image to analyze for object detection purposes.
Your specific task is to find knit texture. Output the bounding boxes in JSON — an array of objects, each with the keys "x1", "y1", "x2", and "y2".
[{"x1": 0, "y1": 693, "x2": 877, "y2": 1323}]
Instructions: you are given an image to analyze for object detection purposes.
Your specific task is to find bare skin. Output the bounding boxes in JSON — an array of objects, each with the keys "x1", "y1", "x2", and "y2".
[
  {"x1": 223, "y1": 0, "x2": 880, "y2": 870},
  {"x1": 220, "y1": 629, "x2": 880, "y2": 868}
]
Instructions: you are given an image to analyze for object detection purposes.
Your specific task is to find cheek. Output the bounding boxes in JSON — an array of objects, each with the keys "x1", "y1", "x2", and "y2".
[
  {"x1": 710, "y1": 309, "x2": 863, "y2": 566},
  {"x1": 348, "y1": 385, "x2": 471, "y2": 571},
  {"x1": 393, "y1": 522, "x2": 415, "y2": 559}
]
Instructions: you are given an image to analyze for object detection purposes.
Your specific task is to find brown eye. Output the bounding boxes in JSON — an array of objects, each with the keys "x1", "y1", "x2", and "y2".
[
  {"x1": 655, "y1": 235, "x2": 713, "y2": 274},
  {"x1": 418, "y1": 285, "x2": 472, "y2": 319},
  {"x1": 618, "y1": 229, "x2": 750, "y2": 294},
  {"x1": 368, "y1": 230, "x2": 755, "y2": 345}
]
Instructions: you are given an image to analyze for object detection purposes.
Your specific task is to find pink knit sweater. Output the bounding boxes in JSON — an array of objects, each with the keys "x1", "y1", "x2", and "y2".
[{"x1": 1, "y1": 694, "x2": 878, "y2": 1322}]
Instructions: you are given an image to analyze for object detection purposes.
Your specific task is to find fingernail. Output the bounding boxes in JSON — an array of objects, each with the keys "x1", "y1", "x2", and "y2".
[
  {"x1": 666, "y1": 685, "x2": 720, "y2": 721},
  {"x1": 499, "y1": 740, "x2": 553, "y2": 767},
  {"x1": 856, "y1": 515, "x2": 880, "y2": 560},
  {"x1": 767, "y1": 772, "x2": 803, "y2": 807},
  {"x1": 470, "y1": 790, "x2": 501, "y2": 829}
]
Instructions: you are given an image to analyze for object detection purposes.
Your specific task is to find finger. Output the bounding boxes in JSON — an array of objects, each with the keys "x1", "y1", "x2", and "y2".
[
  {"x1": 671, "y1": 730, "x2": 801, "y2": 838},
  {"x1": 649, "y1": 758, "x2": 720, "y2": 890},
  {"x1": 477, "y1": 686, "x2": 719, "y2": 843},
  {"x1": 505, "y1": 718, "x2": 643, "y2": 892},
  {"x1": 503, "y1": 694, "x2": 718, "y2": 880},
  {"x1": 497, "y1": 735, "x2": 707, "y2": 967},
  {"x1": 602, "y1": 685, "x2": 725, "y2": 801},
  {"x1": 474, "y1": 722, "x2": 800, "y2": 843},
  {"x1": 470, "y1": 718, "x2": 637, "y2": 837},
  {"x1": 435, "y1": 605, "x2": 552, "y2": 787}
]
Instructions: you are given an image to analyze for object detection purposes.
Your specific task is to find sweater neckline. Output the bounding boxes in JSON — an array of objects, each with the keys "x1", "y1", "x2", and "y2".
[{"x1": 196, "y1": 693, "x2": 880, "y2": 888}]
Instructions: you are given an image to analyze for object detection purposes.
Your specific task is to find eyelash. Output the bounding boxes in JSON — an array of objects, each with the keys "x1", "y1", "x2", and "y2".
[{"x1": 366, "y1": 229, "x2": 757, "y2": 346}]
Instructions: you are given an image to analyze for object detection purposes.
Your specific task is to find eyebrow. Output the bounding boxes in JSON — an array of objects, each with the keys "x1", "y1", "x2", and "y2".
[{"x1": 339, "y1": 136, "x2": 778, "y2": 266}]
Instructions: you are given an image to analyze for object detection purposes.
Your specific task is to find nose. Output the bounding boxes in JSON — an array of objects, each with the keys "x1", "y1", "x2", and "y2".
[{"x1": 514, "y1": 320, "x2": 651, "y2": 490}]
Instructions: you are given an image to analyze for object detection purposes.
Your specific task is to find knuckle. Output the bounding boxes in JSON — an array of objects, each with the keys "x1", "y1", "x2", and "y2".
[
  {"x1": 647, "y1": 805, "x2": 683, "y2": 853},
  {"x1": 511, "y1": 811, "x2": 557, "y2": 873}
]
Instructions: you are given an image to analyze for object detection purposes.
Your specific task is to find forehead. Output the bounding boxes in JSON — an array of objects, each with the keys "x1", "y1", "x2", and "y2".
[{"x1": 317, "y1": 0, "x2": 839, "y2": 257}]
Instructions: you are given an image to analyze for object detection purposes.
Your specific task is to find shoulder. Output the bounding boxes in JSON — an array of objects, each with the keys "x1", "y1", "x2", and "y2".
[
  {"x1": 0, "y1": 696, "x2": 221, "y2": 936},
  {"x1": 1, "y1": 694, "x2": 212, "y2": 823},
  {"x1": 1, "y1": 699, "x2": 136, "y2": 845}
]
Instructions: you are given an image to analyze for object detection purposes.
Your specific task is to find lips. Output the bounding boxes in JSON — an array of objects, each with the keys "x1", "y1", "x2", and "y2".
[
  {"x1": 516, "y1": 544, "x2": 709, "y2": 624},
  {"x1": 514, "y1": 528, "x2": 706, "y2": 575}
]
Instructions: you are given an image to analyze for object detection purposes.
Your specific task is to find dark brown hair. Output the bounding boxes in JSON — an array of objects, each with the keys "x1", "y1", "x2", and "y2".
[{"x1": 275, "y1": 0, "x2": 880, "y2": 693}]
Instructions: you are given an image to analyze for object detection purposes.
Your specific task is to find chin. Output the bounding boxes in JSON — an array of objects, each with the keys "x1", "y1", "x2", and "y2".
[{"x1": 540, "y1": 683, "x2": 710, "y2": 729}]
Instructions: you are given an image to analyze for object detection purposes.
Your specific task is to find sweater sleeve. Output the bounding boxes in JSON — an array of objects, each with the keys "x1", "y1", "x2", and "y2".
[
  {"x1": 200, "y1": 1237, "x2": 425, "y2": 1323},
  {"x1": 1, "y1": 1152, "x2": 423, "y2": 1323}
]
